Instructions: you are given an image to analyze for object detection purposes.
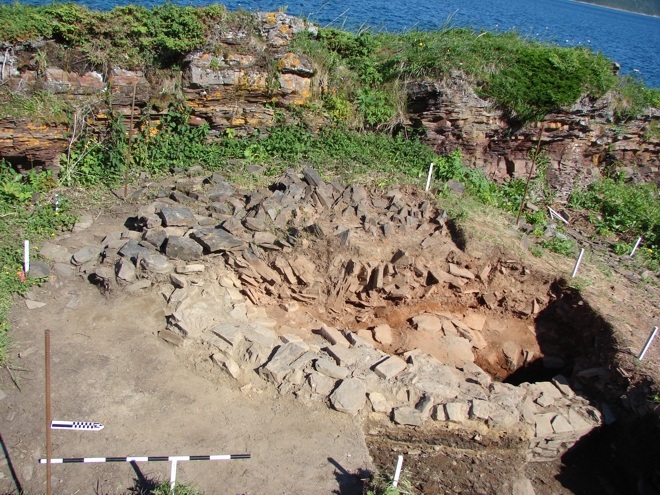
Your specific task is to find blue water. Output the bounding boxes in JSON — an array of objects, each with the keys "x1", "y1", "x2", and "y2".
[{"x1": 5, "y1": 0, "x2": 660, "y2": 87}]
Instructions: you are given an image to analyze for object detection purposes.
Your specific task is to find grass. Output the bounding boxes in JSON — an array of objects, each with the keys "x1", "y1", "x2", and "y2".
[
  {"x1": 293, "y1": 26, "x2": 619, "y2": 126},
  {"x1": 0, "y1": 161, "x2": 76, "y2": 365},
  {"x1": 0, "y1": 2, "x2": 239, "y2": 70},
  {"x1": 569, "y1": 175, "x2": 660, "y2": 261}
]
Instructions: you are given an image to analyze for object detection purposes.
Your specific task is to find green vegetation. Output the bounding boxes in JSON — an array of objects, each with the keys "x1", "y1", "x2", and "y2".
[
  {"x1": 0, "y1": 90, "x2": 71, "y2": 125},
  {"x1": 615, "y1": 75, "x2": 660, "y2": 119},
  {"x1": 570, "y1": 176, "x2": 660, "y2": 260},
  {"x1": 0, "y1": 2, "x2": 239, "y2": 70},
  {"x1": 0, "y1": 160, "x2": 76, "y2": 365},
  {"x1": 294, "y1": 27, "x2": 617, "y2": 125},
  {"x1": 152, "y1": 481, "x2": 204, "y2": 495}
]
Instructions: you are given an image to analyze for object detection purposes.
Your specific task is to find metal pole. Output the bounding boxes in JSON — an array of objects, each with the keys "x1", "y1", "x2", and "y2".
[
  {"x1": 571, "y1": 248, "x2": 585, "y2": 278},
  {"x1": 45, "y1": 330, "x2": 52, "y2": 495},
  {"x1": 630, "y1": 236, "x2": 643, "y2": 257},
  {"x1": 425, "y1": 163, "x2": 434, "y2": 192},
  {"x1": 638, "y1": 326, "x2": 659, "y2": 360},
  {"x1": 516, "y1": 124, "x2": 545, "y2": 226},
  {"x1": 124, "y1": 81, "x2": 137, "y2": 199}
]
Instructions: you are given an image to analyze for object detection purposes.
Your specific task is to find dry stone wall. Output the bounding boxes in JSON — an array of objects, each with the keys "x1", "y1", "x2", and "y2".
[{"x1": 34, "y1": 166, "x2": 602, "y2": 462}]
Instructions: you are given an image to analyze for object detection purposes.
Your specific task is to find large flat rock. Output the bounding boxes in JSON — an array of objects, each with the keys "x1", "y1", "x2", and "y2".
[
  {"x1": 190, "y1": 228, "x2": 246, "y2": 252},
  {"x1": 160, "y1": 207, "x2": 196, "y2": 227},
  {"x1": 329, "y1": 378, "x2": 366, "y2": 415}
]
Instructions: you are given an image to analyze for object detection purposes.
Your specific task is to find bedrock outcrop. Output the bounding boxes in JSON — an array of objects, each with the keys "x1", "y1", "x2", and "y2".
[{"x1": 1, "y1": 12, "x2": 658, "y2": 200}]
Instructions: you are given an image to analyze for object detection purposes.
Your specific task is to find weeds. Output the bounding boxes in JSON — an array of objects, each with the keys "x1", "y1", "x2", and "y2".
[
  {"x1": 541, "y1": 237, "x2": 576, "y2": 257},
  {"x1": 297, "y1": 26, "x2": 618, "y2": 127},
  {"x1": 569, "y1": 176, "x2": 660, "y2": 260},
  {"x1": 0, "y1": 160, "x2": 76, "y2": 365}
]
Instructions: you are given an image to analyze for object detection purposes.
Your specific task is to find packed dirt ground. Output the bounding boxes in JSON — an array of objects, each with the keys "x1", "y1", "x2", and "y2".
[{"x1": 1, "y1": 169, "x2": 660, "y2": 494}]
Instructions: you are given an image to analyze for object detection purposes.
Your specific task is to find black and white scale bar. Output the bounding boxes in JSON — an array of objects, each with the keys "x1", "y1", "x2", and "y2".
[
  {"x1": 51, "y1": 421, "x2": 104, "y2": 431},
  {"x1": 39, "y1": 454, "x2": 250, "y2": 464}
]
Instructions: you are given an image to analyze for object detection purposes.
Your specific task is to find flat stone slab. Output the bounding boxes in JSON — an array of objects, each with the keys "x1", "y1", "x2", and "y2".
[
  {"x1": 53, "y1": 263, "x2": 74, "y2": 278},
  {"x1": 448, "y1": 263, "x2": 475, "y2": 280},
  {"x1": 118, "y1": 240, "x2": 152, "y2": 264},
  {"x1": 374, "y1": 355, "x2": 407, "y2": 380},
  {"x1": 115, "y1": 258, "x2": 136, "y2": 282},
  {"x1": 308, "y1": 372, "x2": 336, "y2": 396},
  {"x1": 39, "y1": 242, "x2": 70, "y2": 263},
  {"x1": 160, "y1": 207, "x2": 196, "y2": 227},
  {"x1": 329, "y1": 378, "x2": 366, "y2": 415},
  {"x1": 165, "y1": 236, "x2": 203, "y2": 261},
  {"x1": 140, "y1": 252, "x2": 174, "y2": 274},
  {"x1": 445, "y1": 402, "x2": 469, "y2": 423},
  {"x1": 433, "y1": 336, "x2": 474, "y2": 367},
  {"x1": 207, "y1": 182, "x2": 235, "y2": 200},
  {"x1": 463, "y1": 313, "x2": 486, "y2": 331},
  {"x1": 373, "y1": 324, "x2": 392, "y2": 345},
  {"x1": 25, "y1": 299, "x2": 46, "y2": 309},
  {"x1": 28, "y1": 261, "x2": 50, "y2": 279},
  {"x1": 72, "y1": 245, "x2": 103, "y2": 265},
  {"x1": 319, "y1": 325, "x2": 350, "y2": 347},
  {"x1": 392, "y1": 406, "x2": 423, "y2": 426},
  {"x1": 325, "y1": 344, "x2": 357, "y2": 367},
  {"x1": 261, "y1": 341, "x2": 310, "y2": 385},
  {"x1": 368, "y1": 392, "x2": 391, "y2": 414},
  {"x1": 190, "y1": 228, "x2": 246, "y2": 252},
  {"x1": 412, "y1": 314, "x2": 442, "y2": 333},
  {"x1": 315, "y1": 358, "x2": 349, "y2": 380}
]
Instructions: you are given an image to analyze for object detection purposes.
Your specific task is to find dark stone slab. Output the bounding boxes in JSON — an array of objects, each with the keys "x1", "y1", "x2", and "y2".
[
  {"x1": 143, "y1": 229, "x2": 167, "y2": 250},
  {"x1": 159, "y1": 207, "x2": 196, "y2": 227},
  {"x1": 190, "y1": 228, "x2": 246, "y2": 252},
  {"x1": 210, "y1": 202, "x2": 232, "y2": 215},
  {"x1": 207, "y1": 182, "x2": 235, "y2": 201},
  {"x1": 28, "y1": 261, "x2": 50, "y2": 279},
  {"x1": 170, "y1": 191, "x2": 195, "y2": 204},
  {"x1": 118, "y1": 240, "x2": 152, "y2": 264},
  {"x1": 302, "y1": 167, "x2": 325, "y2": 188},
  {"x1": 165, "y1": 236, "x2": 203, "y2": 261},
  {"x1": 244, "y1": 217, "x2": 266, "y2": 232}
]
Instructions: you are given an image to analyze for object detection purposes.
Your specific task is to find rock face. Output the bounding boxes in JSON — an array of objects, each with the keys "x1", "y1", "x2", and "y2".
[
  {"x1": 407, "y1": 77, "x2": 660, "y2": 202},
  {"x1": 2, "y1": 13, "x2": 658, "y2": 199}
]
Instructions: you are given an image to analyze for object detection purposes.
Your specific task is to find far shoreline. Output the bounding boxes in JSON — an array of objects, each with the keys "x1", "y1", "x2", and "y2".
[{"x1": 570, "y1": 0, "x2": 660, "y2": 19}]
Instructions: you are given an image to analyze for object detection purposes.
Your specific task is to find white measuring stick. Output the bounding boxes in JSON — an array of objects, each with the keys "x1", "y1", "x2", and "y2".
[
  {"x1": 548, "y1": 207, "x2": 569, "y2": 225},
  {"x1": 24, "y1": 240, "x2": 29, "y2": 274},
  {"x1": 425, "y1": 163, "x2": 434, "y2": 192},
  {"x1": 392, "y1": 455, "x2": 404, "y2": 488},
  {"x1": 170, "y1": 459, "x2": 179, "y2": 490},
  {"x1": 629, "y1": 237, "x2": 643, "y2": 257},
  {"x1": 571, "y1": 248, "x2": 585, "y2": 278},
  {"x1": 51, "y1": 420, "x2": 104, "y2": 431},
  {"x1": 638, "y1": 326, "x2": 659, "y2": 360},
  {"x1": 39, "y1": 454, "x2": 250, "y2": 464}
]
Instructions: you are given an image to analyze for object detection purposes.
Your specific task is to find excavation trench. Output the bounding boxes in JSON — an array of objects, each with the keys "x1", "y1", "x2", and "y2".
[{"x1": 77, "y1": 170, "x2": 657, "y2": 493}]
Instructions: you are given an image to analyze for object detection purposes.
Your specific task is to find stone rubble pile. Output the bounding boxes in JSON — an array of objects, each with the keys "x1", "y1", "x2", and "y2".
[{"x1": 36, "y1": 167, "x2": 602, "y2": 461}]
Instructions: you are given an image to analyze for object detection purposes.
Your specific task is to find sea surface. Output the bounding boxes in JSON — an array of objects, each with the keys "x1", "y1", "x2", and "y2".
[{"x1": 5, "y1": 0, "x2": 660, "y2": 88}]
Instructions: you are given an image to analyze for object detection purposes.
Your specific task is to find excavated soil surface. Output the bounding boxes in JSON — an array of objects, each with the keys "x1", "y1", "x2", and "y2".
[{"x1": 1, "y1": 171, "x2": 660, "y2": 494}]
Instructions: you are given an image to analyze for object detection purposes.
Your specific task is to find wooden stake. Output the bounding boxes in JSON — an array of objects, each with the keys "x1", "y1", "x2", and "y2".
[
  {"x1": 45, "y1": 329, "x2": 52, "y2": 495},
  {"x1": 124, "y1": 81, "x2": 138, "y2": 199},
  {"x1": 516, "y1": 124, "x2": 545, "y2": 226}
]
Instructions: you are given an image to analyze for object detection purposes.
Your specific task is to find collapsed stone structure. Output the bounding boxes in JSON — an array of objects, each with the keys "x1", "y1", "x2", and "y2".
[
  {"x1": 35, "y1": 166, "x2": 604, "y2": 462},
  {"x1": 1, "y1": 12, "x2": 659, "y2": 199}
]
